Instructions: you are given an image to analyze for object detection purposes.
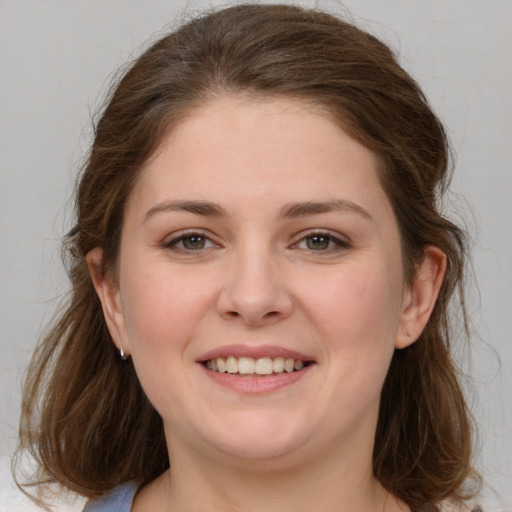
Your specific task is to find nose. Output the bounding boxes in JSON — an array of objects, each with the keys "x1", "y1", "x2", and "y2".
[{"x1": 216, "y1": 248, "x2": 293, "y2": 327}]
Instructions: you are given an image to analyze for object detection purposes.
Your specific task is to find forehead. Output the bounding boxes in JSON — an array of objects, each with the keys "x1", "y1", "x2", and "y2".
[{"x1": 127, "y1": 95, "x2": 392, "y2": 225}]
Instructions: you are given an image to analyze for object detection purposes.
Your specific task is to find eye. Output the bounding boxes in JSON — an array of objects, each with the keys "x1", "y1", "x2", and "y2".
[
  {"x1": 293, "y1": 232, "x2": 350, "y2": 252},
  {"x1": 304, "y1": 234, "x2": 332, "y2": 251},
  {"x1": 164, "y1": 231, "x2": 217, "y2": 251}
]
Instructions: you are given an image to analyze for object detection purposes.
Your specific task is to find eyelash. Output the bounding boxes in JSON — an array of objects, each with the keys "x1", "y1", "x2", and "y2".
[
  {"x1": 163, "y1": 230, "x2": 350, "y2": 254},
  {"x1": 292, "y1": 231, "x2": 351, "y2": 253},
  {"x1": 163, "y1": 230, "x2": 216, "y2": 252}
]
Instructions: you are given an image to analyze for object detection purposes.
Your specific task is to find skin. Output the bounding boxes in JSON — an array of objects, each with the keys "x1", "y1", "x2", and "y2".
[{"x1": 88, "y1": 96, "x2": 446, "y2": 512}]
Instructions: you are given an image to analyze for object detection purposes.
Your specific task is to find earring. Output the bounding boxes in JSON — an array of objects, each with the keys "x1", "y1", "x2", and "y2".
[
  {"x1": 406, "y1": 331, "x2": 413, "y2": 339},
  {"x1": 119, "y1": 344, "x2": 128, "y2": 360}
]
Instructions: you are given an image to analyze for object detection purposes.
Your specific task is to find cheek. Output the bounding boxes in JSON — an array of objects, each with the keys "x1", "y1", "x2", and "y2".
[
  {"x1": 300, "y1": 264, "x2": 403, "y2": 342},
  {"x1": 119, "y1": 260, "x2": 215, "y2": 355},
  {"x1": 298, "y1": 262, "x2": 403, "y2": 390},
  {"x1": 117, "y1": 261, "x2": 218, "y2": 416}
]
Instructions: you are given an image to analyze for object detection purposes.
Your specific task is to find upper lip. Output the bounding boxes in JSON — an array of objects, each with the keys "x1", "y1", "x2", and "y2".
[{"x1": 197, "y1": 344, "x2": 315, "y2": 362}]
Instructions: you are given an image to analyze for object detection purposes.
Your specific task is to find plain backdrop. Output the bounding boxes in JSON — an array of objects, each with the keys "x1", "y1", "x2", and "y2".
[{"x1": 1, "y1": 0, "x2": 510, "y2": 510}]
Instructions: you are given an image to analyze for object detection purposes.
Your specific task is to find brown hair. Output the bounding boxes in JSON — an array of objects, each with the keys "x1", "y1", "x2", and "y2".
[{"x1": 15, "y1": 4, "x2": 480, "y2": 510}]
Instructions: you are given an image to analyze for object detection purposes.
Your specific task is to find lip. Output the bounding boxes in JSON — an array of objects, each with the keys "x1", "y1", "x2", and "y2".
[
  {"x1": 199, "y1": 361, "x2": 315, "y2": 394},
  {"x1": 197, "y1": 344, "x2": 315, "y2": 362}
]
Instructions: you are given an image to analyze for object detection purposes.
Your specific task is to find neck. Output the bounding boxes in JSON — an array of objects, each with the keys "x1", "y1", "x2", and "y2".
[{"x1": 133, "y1": 432, "x2": 409, "y2": 512}]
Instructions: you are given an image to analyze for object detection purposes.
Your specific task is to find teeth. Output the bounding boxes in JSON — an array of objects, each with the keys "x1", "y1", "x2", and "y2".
[
  {"x1": 238, "y1": 357, "x2": 255, "y2": 374},
  {"x1": 273, "y1": 357, "x2": 284, "y2": 373},
  {"x1": 226, "y1": 356, "x2": 238, "y2": 374},
  {"x1": 206, "y1": 359, "x2": 219, "y2": 371},
  {"x1": 205, "y1": 356, "x2": 308, "y2": 375},
  {"x1": 217, "y1": 357, "x2": 226, "y2": 373},
  {"x1": 255, "y1": 357, "x2": 273, "y2": 374},
  {"x1": 294, "y1": 360, "x2": 304, "y2": 371}
]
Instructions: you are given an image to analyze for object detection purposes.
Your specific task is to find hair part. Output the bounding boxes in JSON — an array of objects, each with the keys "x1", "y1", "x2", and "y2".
[{"x1": 15, "y1": 4, "x2": 480, "y2": 510}]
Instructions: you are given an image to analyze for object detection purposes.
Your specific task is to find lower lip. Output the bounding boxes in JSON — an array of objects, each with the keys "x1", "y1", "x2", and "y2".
[{"x1": 200, "y1": 364, "x2": 315, "y2": 394}]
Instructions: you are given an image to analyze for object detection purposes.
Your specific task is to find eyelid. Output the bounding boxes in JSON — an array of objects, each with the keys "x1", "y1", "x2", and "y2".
[
  {"x1": 163, "y1": 229, "x2": 219, "y2": 250},
  {"x1": 290, "y1": 229, "x2": 351, "y2": 251},
  {"x1": 161, "y1": 228, "x2": 350, "y2": 253}
]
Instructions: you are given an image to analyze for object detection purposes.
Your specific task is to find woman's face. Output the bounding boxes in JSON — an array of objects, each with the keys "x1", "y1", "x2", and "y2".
[{"x1": 98, "y1": 96, "x2": 423, "y2": 467}]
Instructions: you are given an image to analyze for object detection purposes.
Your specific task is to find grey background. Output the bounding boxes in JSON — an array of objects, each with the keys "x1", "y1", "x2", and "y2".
[{"x1": 1, "y1": 0, "x2": 510, "y2": 510}]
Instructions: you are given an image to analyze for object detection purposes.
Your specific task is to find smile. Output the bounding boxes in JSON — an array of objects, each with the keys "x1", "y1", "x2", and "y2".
[{"x1": 204, "y1": 356, "x2": 310, "y2": 375}]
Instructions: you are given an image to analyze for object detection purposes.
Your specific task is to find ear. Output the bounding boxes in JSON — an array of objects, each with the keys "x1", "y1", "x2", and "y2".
[
  {"x1": 86, "y1": 248, "x2": 130, "y2": 357},
  {"x1": 396, "y1": 246, "x2": 447, "y2": 349}
]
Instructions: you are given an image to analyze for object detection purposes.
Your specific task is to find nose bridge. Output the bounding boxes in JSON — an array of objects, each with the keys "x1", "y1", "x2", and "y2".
[{"x1": 217, "y1": 237, "x2": 292, "y2": 325}]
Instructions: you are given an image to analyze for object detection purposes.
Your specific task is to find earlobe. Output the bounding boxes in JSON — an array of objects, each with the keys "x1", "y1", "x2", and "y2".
[
  {"x1": 396, "y1": 246, "x2": 446, "y2": 349},
  {"x1": 86, "y1": 248, "x2": 129, "y2": 357}
]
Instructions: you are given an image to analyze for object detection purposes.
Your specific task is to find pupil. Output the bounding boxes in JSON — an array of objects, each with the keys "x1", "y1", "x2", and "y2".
[
  {"x1": 307, "y1": 235, "x2": 329, "y2": 250},
  {"x1": 183, "y1": 236, "x2": 205, "y2": 249}
]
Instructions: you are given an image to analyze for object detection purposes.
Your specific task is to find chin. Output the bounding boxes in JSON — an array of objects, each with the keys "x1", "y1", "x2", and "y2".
[
  {"x1": 200, "y1": 412, "x2": 316, "y2": 463},
  {"x1": 214, "y1": 440, "x2": 310, "y2": 468}
]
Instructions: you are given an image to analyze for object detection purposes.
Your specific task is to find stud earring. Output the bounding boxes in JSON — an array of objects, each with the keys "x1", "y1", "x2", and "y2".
[
  {"x1": 406, "y1": 331, "x2": 413, "y2": 339},
  {"x1": 119, "y1": 344, "x2": 128, "y2": 360}
]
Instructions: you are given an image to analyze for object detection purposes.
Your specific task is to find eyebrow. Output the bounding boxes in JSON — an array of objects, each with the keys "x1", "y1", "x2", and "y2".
[
  {"x1": 280, "y1": 200, "x2": 372, "y2": 220},
  {"x1": 143, "y1": 198, "x2": 372, "y2": 222},
  {"x1": 143, "y1": 200, "x2": 228, "y2": 222}
]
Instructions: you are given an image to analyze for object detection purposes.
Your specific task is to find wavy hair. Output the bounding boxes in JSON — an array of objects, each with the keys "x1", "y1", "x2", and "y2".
[{"x1": 15, "y1": 4, "x2": 479, "y2": 510}]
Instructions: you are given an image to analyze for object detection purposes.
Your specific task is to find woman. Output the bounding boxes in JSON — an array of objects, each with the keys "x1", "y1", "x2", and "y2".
[{"x1": 15, "y1": 4, "x2": 481, "y2": 511}]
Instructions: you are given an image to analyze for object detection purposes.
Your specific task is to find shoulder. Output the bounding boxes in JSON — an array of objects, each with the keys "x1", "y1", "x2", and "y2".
[{"x1": 82, "y1": 481, "x2": 138, "y2": 512}]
